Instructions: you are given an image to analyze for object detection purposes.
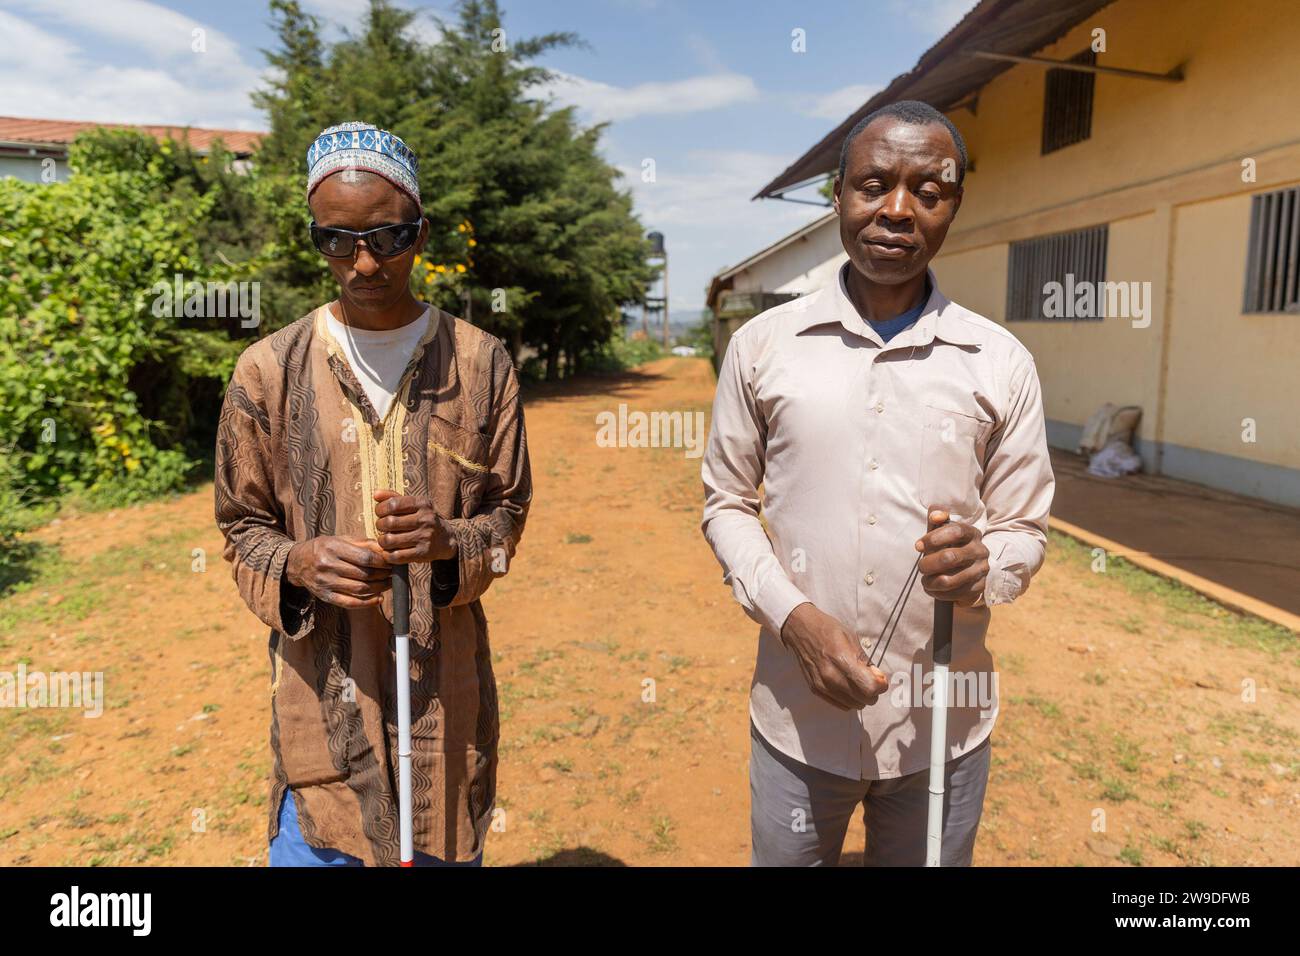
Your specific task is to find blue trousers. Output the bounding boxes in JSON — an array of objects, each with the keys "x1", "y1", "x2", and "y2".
[{"x1": 269, "y1": 791, "x2": 483, "y2": 867}]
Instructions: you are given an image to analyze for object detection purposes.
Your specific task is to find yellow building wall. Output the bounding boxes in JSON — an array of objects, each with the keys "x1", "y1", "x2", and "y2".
[
  {"x1": 925, "y1": 0, "x2": 1300, "y2": 496},
  {"x1": 954, "y1": 0, "x2": 1300, "y2": 233},
  {"x1": 933, "y1": 214, "x2": 1166, "y2": 446},
  {"x1": 1165, "y1": 196, "x2": 1300, "y2": 470}
]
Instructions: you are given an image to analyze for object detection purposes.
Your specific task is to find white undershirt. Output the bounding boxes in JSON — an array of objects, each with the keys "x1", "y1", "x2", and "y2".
[{"x1": 325, "y1": 306, "x2": 430, "y2": 419}]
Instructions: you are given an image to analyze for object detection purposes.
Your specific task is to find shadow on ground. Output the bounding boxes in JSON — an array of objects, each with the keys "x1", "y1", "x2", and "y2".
[
  {"x1": 522, "y1": 367, "x2": 671, "y2": 402},
  {"x1": 510, "y1": 847, "x2": 628, "y2": 867},
  {"x1": 0, "y1": 539, "x2": 49, "y2": 598}
]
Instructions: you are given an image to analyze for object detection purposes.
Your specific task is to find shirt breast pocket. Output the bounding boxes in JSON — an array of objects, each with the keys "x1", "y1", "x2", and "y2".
[
  {"x1": 916, "y1": 404, "x2": 994, "y2": 520},
  {"x1": 427, "y1": 415, "x2": 492, "y2": 517}
]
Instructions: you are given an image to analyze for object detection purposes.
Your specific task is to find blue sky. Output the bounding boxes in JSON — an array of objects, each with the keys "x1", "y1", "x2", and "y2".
[{"x1": 0, "y1": 0, "x2": 973, "y2": 315}]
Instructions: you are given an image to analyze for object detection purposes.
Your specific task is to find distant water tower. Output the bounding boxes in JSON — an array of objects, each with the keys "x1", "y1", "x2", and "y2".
[{"x1": 645, "y1": 231, "x2": 669, "y2": 347}]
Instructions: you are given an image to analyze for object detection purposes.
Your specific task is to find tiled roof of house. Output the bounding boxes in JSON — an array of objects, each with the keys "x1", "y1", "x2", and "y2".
[{"x1": 0, "y1": 116, "x2": 265, "y2": 155}]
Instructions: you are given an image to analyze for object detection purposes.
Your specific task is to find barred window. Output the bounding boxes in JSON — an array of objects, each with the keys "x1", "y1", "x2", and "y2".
[
  {"x1": 1006, "y1": 225, "x2": 1108, "y2": 321},
  {"x1": 1243, "y1": 185, "x2": 1300, "y2": 313},
  {"x1": 1042, "y1": 50, "x2": 1096, "y2": 155}
]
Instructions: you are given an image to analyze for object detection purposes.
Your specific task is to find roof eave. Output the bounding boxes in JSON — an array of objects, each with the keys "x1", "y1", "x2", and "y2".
[{"x1": 753, "y1": 0, "x2": 1112, "y2": 199}]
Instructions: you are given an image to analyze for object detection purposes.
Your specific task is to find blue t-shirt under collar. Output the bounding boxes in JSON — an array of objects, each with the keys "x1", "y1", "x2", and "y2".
[{"x1": 869, "y1": 295, "x2": 927, "y2": 343}]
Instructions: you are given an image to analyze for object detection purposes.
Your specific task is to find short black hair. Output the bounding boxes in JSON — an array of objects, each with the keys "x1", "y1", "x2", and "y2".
[{"x1": 837, "y1": 99, "x2": 968, "y2": 187}]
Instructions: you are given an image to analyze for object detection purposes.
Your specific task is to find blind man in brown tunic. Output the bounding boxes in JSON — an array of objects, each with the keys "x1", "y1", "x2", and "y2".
[{"x1": 215, "y1": 123, "x2": 531, "y2": 866}]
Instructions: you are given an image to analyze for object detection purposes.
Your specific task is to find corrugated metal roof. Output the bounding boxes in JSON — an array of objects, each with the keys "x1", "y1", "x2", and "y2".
[
  {"x1": 754, "y1": 0, "x2": 1117, "y2": 199},
  {"x1": 0, "y1": 115, "x2": 264, "y2": 156}
]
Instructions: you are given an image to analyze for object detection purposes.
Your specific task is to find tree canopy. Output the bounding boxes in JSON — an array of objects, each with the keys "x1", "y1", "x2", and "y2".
[{"x1": 0, "y1": 0, "x2": 653, "y2": 562}]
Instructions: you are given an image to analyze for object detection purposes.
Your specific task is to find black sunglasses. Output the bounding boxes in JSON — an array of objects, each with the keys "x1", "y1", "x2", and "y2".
[{"x1": 309, "y1": 217, "x2": 424, "y2": 258}]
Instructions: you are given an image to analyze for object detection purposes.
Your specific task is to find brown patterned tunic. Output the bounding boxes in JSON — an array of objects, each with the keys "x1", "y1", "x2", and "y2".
[{"x1": 214, "y1": 303, "x2": 531, "y2": 865}]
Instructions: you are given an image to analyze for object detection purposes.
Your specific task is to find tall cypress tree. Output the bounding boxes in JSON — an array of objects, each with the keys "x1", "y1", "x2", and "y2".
[{"x1": 251, "y1": 0, "x2": 653, "y2": 370}]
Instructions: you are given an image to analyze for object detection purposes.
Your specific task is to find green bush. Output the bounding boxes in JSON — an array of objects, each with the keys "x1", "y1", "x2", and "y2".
[
  {"x1": 584, "y1": 333, "x2": 664, "y2": 373},
  {"x1": 0, "y1": 0, "x2": 655, "y2": 528},
  {"x1": 0, "y1": 130, "x2": 266, "y2": 507}
]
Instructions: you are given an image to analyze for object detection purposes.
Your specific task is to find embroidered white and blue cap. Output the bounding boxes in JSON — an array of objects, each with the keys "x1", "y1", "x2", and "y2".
[{"x1": 306, "y1": 121, "x2": 420, "y2": 204}]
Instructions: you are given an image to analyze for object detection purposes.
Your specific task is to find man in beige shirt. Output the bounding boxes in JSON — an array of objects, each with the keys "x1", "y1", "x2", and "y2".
[{"x1": 702, "y1": 101, "x2": 1054, "y2": 866}]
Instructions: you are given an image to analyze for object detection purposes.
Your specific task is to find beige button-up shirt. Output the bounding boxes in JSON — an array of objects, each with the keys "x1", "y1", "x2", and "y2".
[{"x1": 702, "y1": 263, "x2": 1054, "y2": 780}]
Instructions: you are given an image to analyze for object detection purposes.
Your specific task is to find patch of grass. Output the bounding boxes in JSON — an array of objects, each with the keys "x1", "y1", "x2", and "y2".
[
  {"x1": 1119, "y1": 845, "x2": 1144, "y2": 866},
  {"x1": 1073, "y1": 760, "x2": 1102, "y2": 782},
  {"x1": 1118, "y1": 614, "x2": 1144, "y2": 634},
  {"x1": 1012, "y1": 695, "x2": 1062, "y2": 720},
  {"x1": 647, "y1": 814, "x2": 677, "y2": 853},
  {"x1": 1113, "y1": 734, "x2": 1143, "y2": 773},
  {"x1": 1100, "y1": 777, "x2": 1136, "y2": 802},
  {"x1": 1150, "y1": 835, "x2": 1180, "y2": 856},
  {"x1": 998, "y1": 652, "x2": 1026, "y2": 676},
  {"x1": 1048, "y1": 531, "x2": 1297, "y2": 656},
  {"x1": 565, "y1": 533, "x2": 592, "y2": 545},
  {"x1": 0, "y1": 523, "x2": 204, "y2": 636}
]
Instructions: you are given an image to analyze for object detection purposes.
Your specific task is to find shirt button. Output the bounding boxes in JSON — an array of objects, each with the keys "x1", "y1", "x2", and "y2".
[
  {"x1": 869, "y1": 458, "x2": 879, "y2": 470},
  {"x1": 867, "y1": 514, "x2": 877, "y2": 526},
  {"x1": 864, "y1": 572, "x2": 875, "y2": 585},
  {"x1": 875, "y1": 402, "x2": 885, "y2": 414}
]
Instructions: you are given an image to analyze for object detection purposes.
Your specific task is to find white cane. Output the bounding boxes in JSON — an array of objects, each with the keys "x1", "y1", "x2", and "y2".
[
  {"x1": 926, "y1": 542, "x2": 954, "y2": 868},
  {"x1": 392, "y1": 563, "x2": 414, "y2": 867}
]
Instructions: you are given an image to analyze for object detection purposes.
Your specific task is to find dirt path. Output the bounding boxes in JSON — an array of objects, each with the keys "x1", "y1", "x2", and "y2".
[{"x1": 1, "y1": 356, "x2": 1296, "y2": 866}]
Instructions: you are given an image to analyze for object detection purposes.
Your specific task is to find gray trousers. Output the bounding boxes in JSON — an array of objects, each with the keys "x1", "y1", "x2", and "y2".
[{"x1": 749, "y1": 722, "x2": 992, "y2": 866}]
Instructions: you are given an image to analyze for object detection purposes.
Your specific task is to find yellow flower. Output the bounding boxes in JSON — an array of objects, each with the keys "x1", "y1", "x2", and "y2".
[
  {"x1": 414, "y1": 254, "x2": 422, "y2": 265},
  {"x1": 124, "y1": 457, "x2": 140, "y2": 472},
  {"x1": 424, "y1": 273, "x2": 434, "y2": 284},
  {"x1": 435, "y1": 264, "x2": 446, "y2": 273},
  {"x1": 455, "y1": 263, "x2": 466, "y2": 273},
  {"x1": 467, "y1": 238, "x2": 477, "y2": 247}
]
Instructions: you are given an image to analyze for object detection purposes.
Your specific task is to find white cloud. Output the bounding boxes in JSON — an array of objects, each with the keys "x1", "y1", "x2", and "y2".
[
  {"x1": 298, "y1": 0, "x2": 373, "y2": 22},
  {"x1": 404, "y1": 13, "x2": 446, "y2": 48},
  {"x1": 298, "y1": 0, "x2": 450, "y2": 44},
  {"x1": 801, "y1": 83, "x2": 882, "y2": 120},
  {"x1": 544, "y1": 70, "x2": 759, "y2": 123},
  {"x1": 618, "y1": 149, "x2": 828, "y2": 308},
  {"x1": 0, "y1": 4, "x2": 266, "y2": 128},
  {"x1": 8, "y1": 0, "x2": 221, "y2": 56},
  {"x1": 887, "y1": 0, "x2": 976, "y2": 38},
  {"x1": 0, "y1": 8, "x2": 78, "y2": 73},
  {"x1": 684, "y1": 32, "x2": 727, "y2": 73}
]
